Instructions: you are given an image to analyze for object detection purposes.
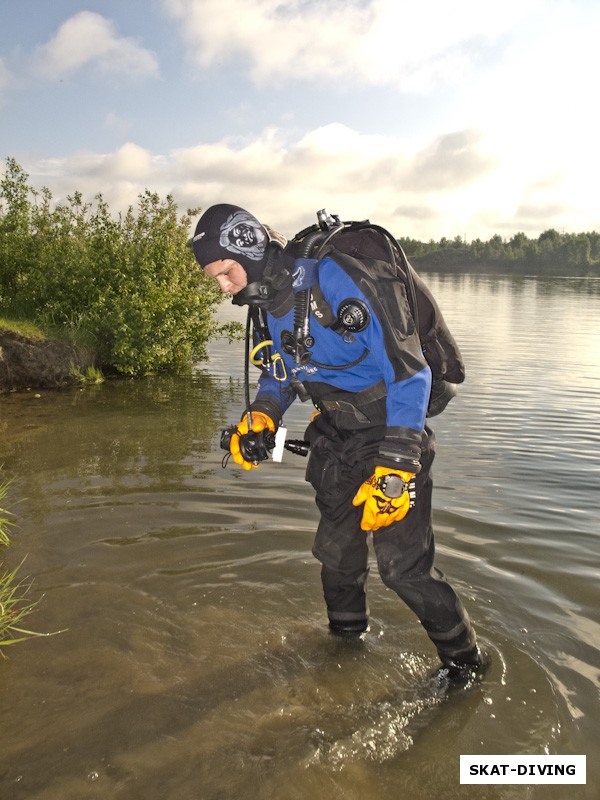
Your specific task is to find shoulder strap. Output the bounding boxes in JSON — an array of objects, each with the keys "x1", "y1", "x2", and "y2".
[
  {"x1": 291, "y1": 216, "x2": 465, "y2": 384},
  {"x1": 315, "y1": 222, "x2": 421, "y2": 332}
]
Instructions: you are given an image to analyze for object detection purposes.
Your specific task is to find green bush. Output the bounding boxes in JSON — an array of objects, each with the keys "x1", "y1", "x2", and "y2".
[{"x1": 0, "y1": 157, "x2": 229, "y2": 375}]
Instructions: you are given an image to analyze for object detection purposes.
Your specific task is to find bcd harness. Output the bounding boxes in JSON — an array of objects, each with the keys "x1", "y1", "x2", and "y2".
[{"x1": 246, "y1": 209, "x2": 465, "y2": 417}]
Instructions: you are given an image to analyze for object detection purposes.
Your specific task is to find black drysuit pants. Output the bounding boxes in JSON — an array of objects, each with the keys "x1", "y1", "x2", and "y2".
[{"x1": 306, "y1": 420, "x2": 477, "y2": 661}]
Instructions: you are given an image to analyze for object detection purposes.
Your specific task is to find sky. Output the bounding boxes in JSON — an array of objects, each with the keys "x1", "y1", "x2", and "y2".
[{"x1": 1, "y1": 0, "x2": 599, "y2": 242}]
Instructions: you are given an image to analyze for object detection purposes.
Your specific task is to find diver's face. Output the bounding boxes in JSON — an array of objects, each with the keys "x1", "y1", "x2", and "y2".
[{"x1": 203, "y1": 259, "x2": 248, "y2": 295}]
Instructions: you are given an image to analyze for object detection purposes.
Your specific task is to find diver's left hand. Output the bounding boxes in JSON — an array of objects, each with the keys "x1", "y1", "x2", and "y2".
[{"x1": 352, "y1": 466, "x2": 416, "y2": 531}]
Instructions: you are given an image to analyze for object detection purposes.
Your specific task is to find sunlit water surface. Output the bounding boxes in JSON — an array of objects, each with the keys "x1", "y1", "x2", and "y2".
[{"x1": 0, "y1": 274, "x2": 598, "y2": 799}]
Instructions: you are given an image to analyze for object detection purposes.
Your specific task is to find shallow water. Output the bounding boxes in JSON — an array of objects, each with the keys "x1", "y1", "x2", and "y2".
[{"x1": 0, "y1": 274, "x2": 598, "y2": 799}]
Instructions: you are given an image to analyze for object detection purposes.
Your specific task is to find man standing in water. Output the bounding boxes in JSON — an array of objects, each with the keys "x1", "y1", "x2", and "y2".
[{"x1": 191, "y1": 203, "x2": 489, "y2": 685}]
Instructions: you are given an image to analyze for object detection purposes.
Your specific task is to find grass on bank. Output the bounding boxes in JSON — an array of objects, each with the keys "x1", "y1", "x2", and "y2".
[
  {"x1": 0, "y1": 480, "x2": 43, "y2": 654},
  {"x1": 0, "y1": 316, "x2": 47, "y2": 340},
  {"x1": 70, "y1": 363, "x2": 104, "y2": 385},
  {"x1": 0, "y1": 316, "x2": 104, "y2": 386}
]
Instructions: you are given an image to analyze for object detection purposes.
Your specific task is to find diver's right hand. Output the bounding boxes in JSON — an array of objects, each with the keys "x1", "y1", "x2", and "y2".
[{"x1": 229, "y1": 412, "x2": 276, "y2": 470}]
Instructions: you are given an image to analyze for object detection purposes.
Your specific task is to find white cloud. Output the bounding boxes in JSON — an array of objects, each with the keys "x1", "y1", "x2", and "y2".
[
  {"x1": 168, "y1": 124, "x2": 508, "y2": 237},
  {"x1": 32, "y1": 11, "x2": 159, "y2": 81},
  {"x1": 4, "y1": 1, "x2": 597, "y2": 241},
  {"x1": 165, "y1": 0, "x2": 538, "y2": 89},
  {"x1": 444, "y1": 2, "x2": 600, "y2": 236},
  {"x1": 408, "y1": 129, "x2": 497, "y2": 190},
  {"x1": 31, "y1": 143, "x2": 163, "y2": 209},
  {"x1": 21, "y1": 121, "x2": 595, "y2": 241},
  {"x1": 105, "y1": 142, "x2": 156, "y2": 180}
]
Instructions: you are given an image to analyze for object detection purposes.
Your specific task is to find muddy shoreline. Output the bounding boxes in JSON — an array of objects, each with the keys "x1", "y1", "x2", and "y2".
[{"x1": 0, "y1": 328, "x2": 96, "y2": 393}]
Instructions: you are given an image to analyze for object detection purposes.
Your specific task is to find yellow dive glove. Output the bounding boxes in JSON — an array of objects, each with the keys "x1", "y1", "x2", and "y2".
[
  {"x1": 352, "y1": 466, "x2": 416, "y2": 531},
  {"x1": 229, "y1": 412, "x2": 276, "y2": 470}
]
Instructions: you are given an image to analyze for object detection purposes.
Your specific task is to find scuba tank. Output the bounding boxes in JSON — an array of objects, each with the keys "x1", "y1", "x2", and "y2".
[{"x1": 288, "y1": 209, "x2": 465, "y2": 416}]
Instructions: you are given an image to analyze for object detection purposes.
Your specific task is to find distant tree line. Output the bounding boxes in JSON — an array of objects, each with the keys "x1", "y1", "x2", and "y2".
[
  {"x1": 0, "y1": 157, "x2": 230, "y2": 376},
  {"x1": 399, "y1": 229, "x2": 600, "y2": 275}
]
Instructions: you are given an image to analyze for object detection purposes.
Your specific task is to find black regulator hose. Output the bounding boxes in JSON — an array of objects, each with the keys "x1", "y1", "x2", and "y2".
[
  {"x1": 244, "y1": 309, "x2": 253, "y2": 425},
  {"x1": 298, "y1": 229, "x2": 326, "y2": 258},
  {"x1": 293, "y1": 289, "x2": 311, "y2": 345}
]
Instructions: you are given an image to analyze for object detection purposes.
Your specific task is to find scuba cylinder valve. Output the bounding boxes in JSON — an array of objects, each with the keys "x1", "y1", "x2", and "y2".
[{"x1": 317, "y1": 209, "x2": 341, "y2": 230}]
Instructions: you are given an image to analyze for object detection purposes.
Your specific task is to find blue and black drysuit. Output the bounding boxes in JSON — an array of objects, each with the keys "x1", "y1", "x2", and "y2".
[{"x1": 249, "y1": 254, "x2": 477, "y2": 661}]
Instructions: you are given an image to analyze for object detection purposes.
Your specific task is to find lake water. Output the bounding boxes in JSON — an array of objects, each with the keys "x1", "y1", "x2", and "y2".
[{"x1": 0, "y1": 273, "x2": 598, "y2": 800}]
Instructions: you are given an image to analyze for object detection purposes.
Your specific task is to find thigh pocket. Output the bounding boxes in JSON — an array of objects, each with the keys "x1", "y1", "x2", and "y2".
[
  {"x1": 306, "y1": 438, "x2": 338, "y2": 495},
  {"x1": 306, "y1": 436, "x2": 372, "y2": 498}
]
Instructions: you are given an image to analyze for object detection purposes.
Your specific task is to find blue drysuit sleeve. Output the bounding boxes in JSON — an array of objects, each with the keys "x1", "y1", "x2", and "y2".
[
  {"x1": 364, "y1": 312, "x2": 431, "y2": 472},
  {"x1": 318, "y1": 258, "x2": 431, "y2": 472},
  {"x1": 248, "y1": 361, "x2": 296, "y2": 426}
]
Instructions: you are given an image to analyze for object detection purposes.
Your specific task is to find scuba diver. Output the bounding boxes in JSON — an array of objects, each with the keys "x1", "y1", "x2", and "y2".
[{"x1": 191, "y1": 203, "x2": 489, "y2": 686}]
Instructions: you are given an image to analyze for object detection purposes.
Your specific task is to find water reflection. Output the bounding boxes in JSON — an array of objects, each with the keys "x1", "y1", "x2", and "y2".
[
  {"x1": 435, "y1": 271, "x2": 600, "y2": 297},
  {"x1": 0, "y1": 276, "x2": 598, "y2": 800},
  {"x1": 1, "y1": 372, "x2": 233, "y2": 507}
]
